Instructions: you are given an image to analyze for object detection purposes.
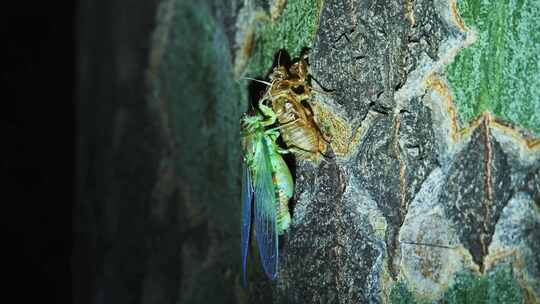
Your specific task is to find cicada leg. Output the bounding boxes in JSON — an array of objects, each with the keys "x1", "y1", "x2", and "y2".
[
  {"x1": 284, "y1": 142, "x2": 333, "y2": 162},
  {"x1": 263, "y1": 118, "x2": 300, "y2": 146},
  {"x1": 258, "y1": 99, "x2": 277, "y2": 127},
  {"x1": 276, "y1": 147, "x2": 291, "y2": 155}
]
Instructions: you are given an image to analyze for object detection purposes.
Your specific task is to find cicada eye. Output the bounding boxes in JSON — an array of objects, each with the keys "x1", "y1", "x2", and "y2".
[
  {"x1": 292, "y1": 85, "x2": 305, "y2": 95},
  {"x1": 290, "y1": 63, "x2": 299, "y2": 75}
]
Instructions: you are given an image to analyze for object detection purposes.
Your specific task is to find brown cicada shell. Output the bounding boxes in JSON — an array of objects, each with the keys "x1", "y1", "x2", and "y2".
[{"x1": 264, "y1": 56, "x2": 328, "y2": 161}]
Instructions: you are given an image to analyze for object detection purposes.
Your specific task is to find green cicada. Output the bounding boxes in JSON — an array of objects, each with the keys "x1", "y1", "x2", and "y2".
[{"x1": 241, "y1": 100, "x2": 293, "y2": 286}]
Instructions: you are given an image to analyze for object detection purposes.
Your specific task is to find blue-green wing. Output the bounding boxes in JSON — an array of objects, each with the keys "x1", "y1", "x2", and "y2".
[
  {"x1": 253, "y1": 139, "x2": 279, "y2": 280},
  {"x1": 241, "y1": 161, "x2": 253, "y2": 287}
]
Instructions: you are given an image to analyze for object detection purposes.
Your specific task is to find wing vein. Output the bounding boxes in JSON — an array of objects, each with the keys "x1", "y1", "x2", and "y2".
[{"x1": 253, "y1": 137, "x2": 279, "y2": 280}]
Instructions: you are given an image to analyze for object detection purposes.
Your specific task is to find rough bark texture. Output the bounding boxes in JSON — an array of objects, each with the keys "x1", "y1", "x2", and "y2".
[{"x1": 75, "y1": 0, "x2": 540, "y2": 303}]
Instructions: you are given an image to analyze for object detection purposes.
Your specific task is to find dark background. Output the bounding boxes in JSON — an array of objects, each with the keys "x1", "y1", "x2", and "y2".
[{"x1": 2, "y1": 2, "x2": 74, "y2": 302}]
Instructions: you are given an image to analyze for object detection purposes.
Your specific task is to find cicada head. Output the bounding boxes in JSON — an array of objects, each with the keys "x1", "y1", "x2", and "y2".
[
  {"x1": 241, "y1": 113, "x2": 262, "y2": 132},
  {"x1": 289, "y1": 57, "x2": 308, "y2": 81}
]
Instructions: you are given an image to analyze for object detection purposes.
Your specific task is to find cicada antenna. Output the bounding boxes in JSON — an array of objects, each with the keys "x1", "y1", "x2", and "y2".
[{"x1": 241, "y1": 77, "x2": 272, "y2": 86}]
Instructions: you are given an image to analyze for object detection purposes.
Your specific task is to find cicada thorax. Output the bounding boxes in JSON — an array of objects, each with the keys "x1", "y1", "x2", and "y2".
[
  {"x1": 268, "y1": 60, "x2": 312, "y2": 101},
  {"x1": 240, "y1": 116, "x2": 263, "y2": 164}
]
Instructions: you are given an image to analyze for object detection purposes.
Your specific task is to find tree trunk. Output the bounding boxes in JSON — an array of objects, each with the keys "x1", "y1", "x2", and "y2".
[{"x1": 75, "y1": 0, "x2": 540, "y2": 303}]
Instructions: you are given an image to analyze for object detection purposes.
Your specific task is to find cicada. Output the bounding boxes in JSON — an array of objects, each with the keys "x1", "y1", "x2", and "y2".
[
  {"x1": 241, "y1": 101, "x2": 293, "y2": 286},
  {"x1": 263, "y1": 56, "x2": 328, "y2": 161}
]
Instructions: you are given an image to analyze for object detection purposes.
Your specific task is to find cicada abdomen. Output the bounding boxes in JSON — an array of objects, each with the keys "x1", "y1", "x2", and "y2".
[{"x1": 264, "y1": 130, "x2": 293, "y2": 234}]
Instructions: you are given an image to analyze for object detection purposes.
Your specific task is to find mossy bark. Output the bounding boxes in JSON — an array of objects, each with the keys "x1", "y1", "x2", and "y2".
[{"x1": 75, "y1": 0, "x2": 540, "y2": 303}]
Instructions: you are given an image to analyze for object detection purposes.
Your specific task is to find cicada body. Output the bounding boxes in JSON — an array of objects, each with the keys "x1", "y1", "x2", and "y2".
[
  {"x1": 272, "y1": 96, "x2": 327, "y2": 161},
  {"x1": 264, "y1": 57, "x2": 328, "y2": 161},
  {"x1": 240, "y1": 107, "x2": 293, "y2": 286}
]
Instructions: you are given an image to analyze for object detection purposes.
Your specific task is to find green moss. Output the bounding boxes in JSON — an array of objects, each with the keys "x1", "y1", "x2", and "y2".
[
  {"x1": 487, "y1": 268, "x2": 524, "y2": 303},
  {"x1": 247, "y1": 0, "x2": 323, "y2": 77},
  {"x1": 389, "y1": 282, "x2": 431, "y2": 304},
  {"x1": 389, "y1": 268, "x2": 522, "y2": 304},
  {"x1": 443, "y1": 272, "x2": 490, "y2": 303},
  {"x1": 442, "y1": 268, "x2": 523, "y2": 304},
  {"x1": 446, "y1": 0, "x2": 540, "y2": 135}
]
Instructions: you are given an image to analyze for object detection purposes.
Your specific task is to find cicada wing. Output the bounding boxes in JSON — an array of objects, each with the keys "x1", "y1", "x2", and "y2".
[
  {"x1": 253, "y1": 139, "x2": 279, "y2": 280},
  {"x1": 241, "y1": 161, "x2": 253, "y2": 287}
]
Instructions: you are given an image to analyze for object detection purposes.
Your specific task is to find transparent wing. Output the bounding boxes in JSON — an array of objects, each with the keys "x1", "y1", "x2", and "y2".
[
  {"x1": 241, "y1": 161, "x2": 253, "y2": 287},
  {"x1": 253, "y1": 139, "x2": 279, "y2": 280}
]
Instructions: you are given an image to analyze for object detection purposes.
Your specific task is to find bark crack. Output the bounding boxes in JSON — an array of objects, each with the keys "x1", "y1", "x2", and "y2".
[
  {"x1": 480, "y1": 114, "x2": 493, "y2": 272},
  {"x1": 394, "y1": 114, "x2": 407, "y2": 216}
]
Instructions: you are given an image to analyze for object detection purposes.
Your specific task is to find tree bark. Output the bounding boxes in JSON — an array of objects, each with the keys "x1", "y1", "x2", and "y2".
[{"x1": 75, "y1": 0, "x2": 540, "y2": 303}]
